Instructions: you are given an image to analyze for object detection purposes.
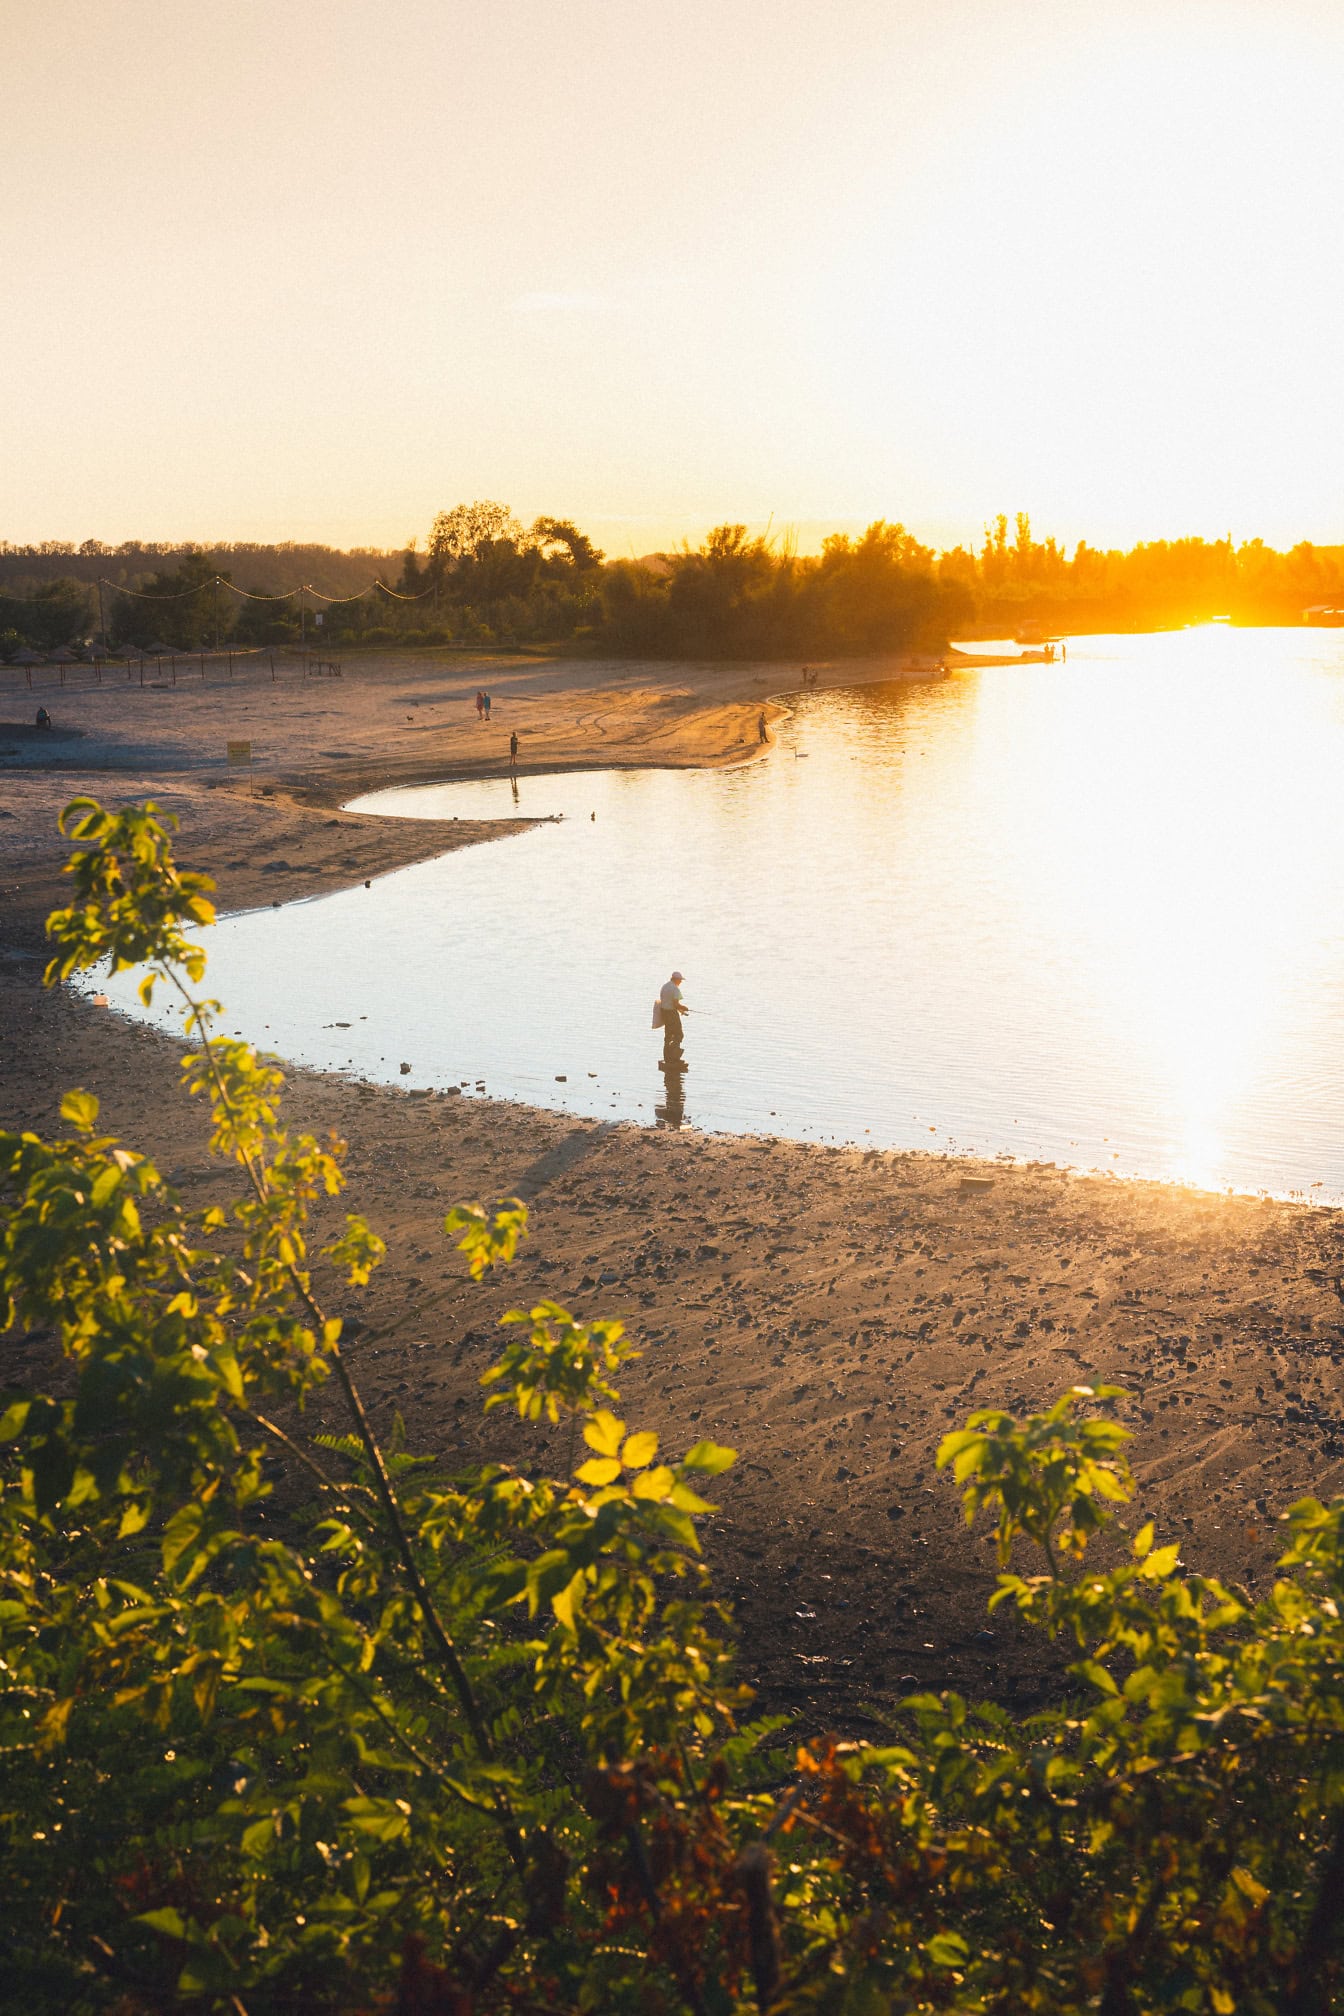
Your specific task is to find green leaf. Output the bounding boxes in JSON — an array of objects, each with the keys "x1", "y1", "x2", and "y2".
[
  {"x1": 926, "y1": 1932, "x2": 969, "y2": 1968},
  {"x1": 631, "y1": 1465, "x2": 676, "y2": 1500},
  {"x1": 668, "y1": 1482, "x2": 714, "y2": 1514},
  {"x1": 137, "y1": 1907, "x2": 188, "y2": 1940},
  {"x1": 343, "y1": 1796, "x2": 411, "y2": 1842},
  {"x1": 575, "y1": 1457, "x2": 621, "y2": 1486},
  {"x1": 622, "y1": 1429, "x2": 659, "y2": 1469},
  {"x1": 0, "y1": 1399, "x2": 31, "y2": 1442},
  {"x1": 1232, "y1": 1866, "x2": 1269, "y2": 1906},
  {"x1": 161, "y1": 1502, "x2": 203, "y2": 1575},
  {"x1": 583, "y1": 1410, "x2": 624, "y2": 1458},
  {"x1": 59, "y1": 1089, "x2": 99, "y2": 1133},
  {"x1": 552, "y1": 1574, "x2": 585, "y2": 1631},
  {"x1": 214, "y1": 1350, "x2": 244, "y2": 1402},
  {"x1": 682, "y1": 1439, "x2": 736, "y2": 1475},
  {"x1": 1140, "y1": 1543, "x2": 1181, "y2": 1580},
  {"x1": 241, "y1": 1816, "x2": 276, "y2": 1857},
  {"x1": 935, "y1": 1428, "x2": 980, "y2": 1469}
]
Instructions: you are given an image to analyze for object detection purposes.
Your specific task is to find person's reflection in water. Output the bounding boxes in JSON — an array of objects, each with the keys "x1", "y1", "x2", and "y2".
[
  {"x1": 509, "y1": 773, "x2": 520, "y2": 805},
  {"x1": 655, "y1": 1065, "x2": 686, "y2": 1129}
]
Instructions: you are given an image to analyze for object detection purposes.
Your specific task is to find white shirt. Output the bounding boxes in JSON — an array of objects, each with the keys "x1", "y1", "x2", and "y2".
[{"x1": 659, "y1": 980, "x2": 683, "y2": 1012}]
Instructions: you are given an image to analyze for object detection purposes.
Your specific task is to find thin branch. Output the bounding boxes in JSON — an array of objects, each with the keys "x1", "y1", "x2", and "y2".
[
  {"x1": 164, "y1": 960, "x2": 524, "y2": 1871},
  {"x1": 310, "y1": 1639, "x2": 485, "y2": 1809},
  {"x1": 249, "y1": 1410, "x2": 381, "y2": 1531}
]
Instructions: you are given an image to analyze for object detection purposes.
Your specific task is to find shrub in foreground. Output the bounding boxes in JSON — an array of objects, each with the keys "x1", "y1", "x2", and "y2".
[{"x1": 1, "y1": 800, "x2": 1343, "y2": 2013}]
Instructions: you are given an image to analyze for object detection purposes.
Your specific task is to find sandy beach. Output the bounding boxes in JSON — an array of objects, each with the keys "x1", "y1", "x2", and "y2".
[{"x1": 4, "y1": 643, "x2": 1342, "y2": 1718}]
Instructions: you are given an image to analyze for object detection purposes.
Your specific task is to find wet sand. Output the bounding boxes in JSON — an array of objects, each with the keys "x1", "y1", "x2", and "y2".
[{"x1": 4, "y1": 644, "x2": 1343, "y2": 1717}]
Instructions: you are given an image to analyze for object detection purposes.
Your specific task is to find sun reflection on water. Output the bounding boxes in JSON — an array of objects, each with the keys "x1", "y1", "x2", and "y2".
[
  {"x1": 97, "y1": 626, "x2": 1344, "y2": 1201},
  {"x1": 958, "y1": 627, "x2": 1344, "y2": 1192}
]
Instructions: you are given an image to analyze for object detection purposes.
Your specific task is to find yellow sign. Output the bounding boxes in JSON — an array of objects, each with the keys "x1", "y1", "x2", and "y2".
[{"x1": 227, "y1": 741, "x2": 252, "y2": 766}]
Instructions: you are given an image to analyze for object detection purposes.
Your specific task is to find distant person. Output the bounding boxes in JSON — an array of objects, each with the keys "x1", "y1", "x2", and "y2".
[
  {"x1": 509, "y1": 729, "x2": 518, "y2": 769},
  {"x1": 758, "y1": 710, "x2": 768, "y2": 743},
  {"x1": 35, "y1": 706, "x2": 51, "y2": 730},
  {"x1": 658, "y1": 969, "x2": 689, "y2": 1075},
  {"x1": 1061, "y1": 643, "x2": 1067, "y2": 663},
  {"x1": 474, "y1": 690, "x2": 484, "y2": 720},
  {"x1": 483, "y1": 691, "x2": 492, "y2": 720}
]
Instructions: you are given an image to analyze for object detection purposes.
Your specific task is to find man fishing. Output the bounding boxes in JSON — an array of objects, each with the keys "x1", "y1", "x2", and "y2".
[{"x1": 657, "y1": 969, "x2": 690, "y2": 1074}]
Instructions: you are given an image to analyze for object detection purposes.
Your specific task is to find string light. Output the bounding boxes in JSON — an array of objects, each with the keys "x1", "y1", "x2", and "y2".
[{"x1": 102, "y1": 574, "x2": 436, "y2": 605}]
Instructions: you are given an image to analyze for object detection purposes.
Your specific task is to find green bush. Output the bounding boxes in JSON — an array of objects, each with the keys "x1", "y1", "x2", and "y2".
[{"x1": 3, "y1": 801, "x2": 1344, "y2": 2013}]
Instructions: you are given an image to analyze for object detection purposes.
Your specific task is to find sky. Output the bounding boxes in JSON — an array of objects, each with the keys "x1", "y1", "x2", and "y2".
[{"x1": 5, "y1": 0, "x2": 1344, "y2": 557}]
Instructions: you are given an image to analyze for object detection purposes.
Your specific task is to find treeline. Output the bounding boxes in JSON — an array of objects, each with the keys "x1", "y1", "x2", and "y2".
[
  {"x1": 0, "y1": 507, "x2": 974, "y2": 657},
  {"x1": 385, "y1": 506, "x2": 964, "y2": 657},
  {"x1": 6, "y1": 509, "x2": 1344, "y2": 659},
  {"x1": 0, "y1": 539, "x2": 400, "y2": 599}
]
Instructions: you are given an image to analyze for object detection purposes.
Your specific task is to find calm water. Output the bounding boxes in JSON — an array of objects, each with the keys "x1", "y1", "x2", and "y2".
[{"x1": 102, "y1": 628, "x2": 1344, "y2": 1200}]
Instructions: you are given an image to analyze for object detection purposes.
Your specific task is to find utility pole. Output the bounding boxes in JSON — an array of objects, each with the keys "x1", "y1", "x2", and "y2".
[
  {"x1": 213, "y1": 574, "x2": 220, "y2": 651},
  {"x1": 299, "y1": 585, "x2": 306, "y2": 648},
  {"x1": 96, "y1": 578, "x2": 107, "y2": 650}
]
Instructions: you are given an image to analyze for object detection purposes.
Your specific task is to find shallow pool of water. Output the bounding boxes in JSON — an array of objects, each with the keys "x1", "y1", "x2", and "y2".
[{"x1": 101, "y1": 627, "x2": 1344, "y2": 1199}]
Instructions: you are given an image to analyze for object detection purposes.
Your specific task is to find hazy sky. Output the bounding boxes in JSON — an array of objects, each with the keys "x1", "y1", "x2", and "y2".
[{"x1": 6, "y1": 0, "x2": 1344, "y2": 555}]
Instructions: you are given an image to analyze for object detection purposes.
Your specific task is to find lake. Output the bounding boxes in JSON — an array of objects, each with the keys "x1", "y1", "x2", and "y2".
[{"x1": 101, "y1": 627, "x2": 1344, "y2": 1200}]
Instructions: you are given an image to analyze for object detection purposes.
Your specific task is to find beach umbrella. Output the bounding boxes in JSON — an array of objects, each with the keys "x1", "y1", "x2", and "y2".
[
  {"x1": 9, "y1": 646, "x2": 45, "y2": 666},
  {"x1": 47, "y1": 644, "x2": 79, "y2": 663},
  {"x1": 144, "y1": 640, "x2": 179, "y2": 656}
]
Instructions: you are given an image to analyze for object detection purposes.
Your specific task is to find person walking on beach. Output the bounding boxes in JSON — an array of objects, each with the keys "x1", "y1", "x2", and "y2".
[
  {"x1": 509, "y1": 729, "x2": 518, "y2": 771},
  {"x1": 658, "y1": 970, "x2": 689, "y2": 1075},
  {"x1": 483, "y1": 691, "x2": 492, "y2": 720},
  {"x1": 475, "y1": 690, "x2": 484, "y2": 720},
  {"x1": 758, "y1": 710, "x2": 768, "y2": 744}
]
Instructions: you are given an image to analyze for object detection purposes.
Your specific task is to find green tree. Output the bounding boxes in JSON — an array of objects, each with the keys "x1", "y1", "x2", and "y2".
[
  {"x1": 111, "y1": 553, "x2": 232, "y2": 651},
  {"x1": 532, "y1": 516, "x2": 605, "y2": 571},
  {"x1": 0, "y1": 579, "x2": 92, "y2": 649},
  {"x1": 427, "y1": 500, "x2": 527, "y2": 564}
]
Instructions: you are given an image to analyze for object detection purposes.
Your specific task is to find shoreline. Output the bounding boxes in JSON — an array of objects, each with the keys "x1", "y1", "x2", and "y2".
[{"x1": 4, "y1": 644, "x2": 1343, "y2": 1715}]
